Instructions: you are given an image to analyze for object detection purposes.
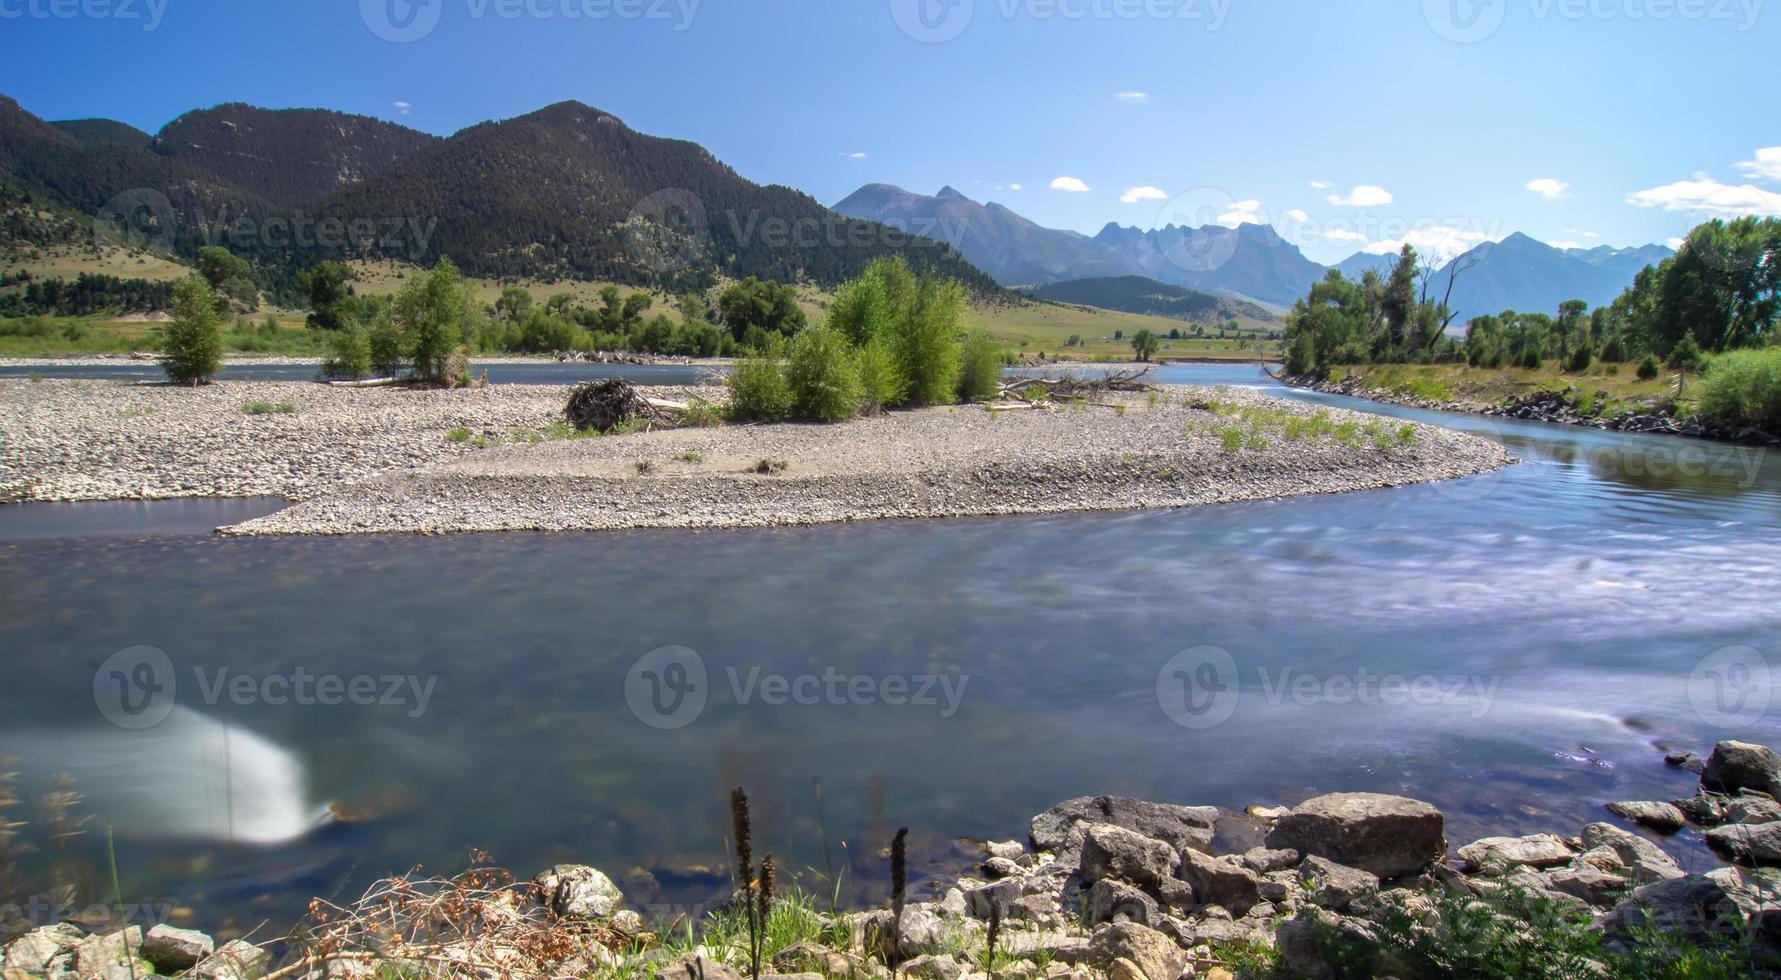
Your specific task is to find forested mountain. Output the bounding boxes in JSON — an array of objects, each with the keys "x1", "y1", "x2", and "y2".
[
  {"x1": 312, "y1": 102, "x2": 998, "y2": 293},
  {"x1": 0, "y1": 95, "x2": 280, "y2": 261},
  {"x1": 1429, "y1": 234, "x2": 1675, "y2": 324},
  {"x1": 1089, "y1": 221, "x2": 1327, "y2": 307},
  {"x1": 1, "y1": 94, "x2": 1000, "y2": 301},
  {"x1": 153, "y1": 105, "x2": 443, "y2": 208},
  {"x1": 833, "y1": 183, "x2": 1131, "y2": 285},
  {"x1": 1025, "y1": 275, "x2": 1275, "y2": 324},
  {"x1": 49, "y1": 118, "x2": 151, "y2": 149}
]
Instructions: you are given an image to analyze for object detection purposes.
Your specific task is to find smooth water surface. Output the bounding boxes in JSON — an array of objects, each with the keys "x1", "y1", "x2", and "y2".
[{"x1": 2, "y1": 364, "x2": 1777, "y2": 931}]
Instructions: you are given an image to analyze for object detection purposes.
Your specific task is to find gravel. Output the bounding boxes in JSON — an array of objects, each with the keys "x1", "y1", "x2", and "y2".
[
  {"x1": 0, "y1": 379, "x2": 659, "y2": 502},
  {"x1": 202, "y1": 384, "x2": 1511, "y2": 536}
]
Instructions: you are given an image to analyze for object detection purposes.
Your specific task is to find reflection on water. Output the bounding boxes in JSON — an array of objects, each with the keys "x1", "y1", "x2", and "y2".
[{"x1": 1, "y1": 364, "x2": 1776, "y2": 929}]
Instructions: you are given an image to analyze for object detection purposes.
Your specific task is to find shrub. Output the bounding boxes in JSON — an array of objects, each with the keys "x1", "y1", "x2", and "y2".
[
  {"x1": 956, "y1": 331, "x2": 1001, "y2": 402},
  {"x1": 895, "y1": 278, "x2": 963, "y2": 406},
  {"x1": 242, "y1": 400, "x2": 297, "y2": 415},
  {"x1": 1700, "y1": 347, "x2": 1781, "y2": 431},
  {"x1": 727, "y1": 355, "x2": 792, "y2": 422},
  {"x1": 855, "y1": 334, "x2": 904, "y2": 414},
  {"x1": 160, "y1": 275, "x2": 223, "y2": 385},
  {"x1": 322, "y1": 324, "x2": 373, "y2": 380},
  {"x1": 1637, "y1": 354, "x2": 1660, "y2": 380},
  {"x1": 1566, "y1": 344, "x2": 1593, "y2": 372},
  {"x1": 785, "y1": 326, "x2": 862, "y2": 422}
]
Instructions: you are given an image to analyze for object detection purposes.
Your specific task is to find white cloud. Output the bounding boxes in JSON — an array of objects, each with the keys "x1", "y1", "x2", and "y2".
[
  {"x1": 1120, "y1": 185, "x2": 1167, "y2": 204},
  {"x1": 839, "y1": 151, "x2": 868, "y2": 159},
  {"x1": 1050, "y1": 176, "x2": 1091, "y2": 192},
  {"x1": 1286, "y1": 208, "x2": 1309, "y2": 222},
  {"x1": 1666, "y1": 236, "x2": 1687, "y2": 249},
  {"x1": 393, "y1": 101, "x2": 412, "y2": 115},
  {"x1": 1115, "y1": 91, "x2": 1148, "y2": 102},
  {"x1": 1625, "y1": 178, "x2": 1781, "y2": 218},
  {"x1": 1326, "y1": 185, "x2": 1393, "y2": 207},
  {"x1": 1547, "y1": 240, "x2": 1584, "y2": 249},
  {"x1": 1737, "y1": 147, "x2": 1781, "y2": 182},
  {"x1": 1009, "y1": 183, "x2": 1023, "y2": 191},
  {"x1": 1361, "y1": 226, "x2": 1493, "y2": 262},
  {"x1": 1217, "y1": 199, "x2": 1263, "y2": 227},
  {"x1": 1323, "y1": 228, "x2": 1369, "y2": 243},
  {"x1": 1525, "y1": 178, "x2": 1570, "y2": 200},
  {"x1": 1566, "y1": 228, "x2": 1601, "y2": 238},
  {"x1": 1309, "y1": 180, "x2": 1331, "y2": 190}
]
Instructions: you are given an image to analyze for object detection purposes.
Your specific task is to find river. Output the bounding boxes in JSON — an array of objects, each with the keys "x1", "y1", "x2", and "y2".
[{"x1": 1, "y1": 362, "x2": 1775, "y2": 934}]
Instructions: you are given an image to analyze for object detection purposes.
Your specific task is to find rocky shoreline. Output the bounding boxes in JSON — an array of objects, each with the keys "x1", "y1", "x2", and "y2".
[
  {"x1": 7, "y1": 740, "x2": 1780, "y2": 979},
  {"x1": 218, "y1": 385, "x2": 1510, "y2": 536},
  {"x1": 1280, "y1": 372, "x2": 1781, "y2": 447}
]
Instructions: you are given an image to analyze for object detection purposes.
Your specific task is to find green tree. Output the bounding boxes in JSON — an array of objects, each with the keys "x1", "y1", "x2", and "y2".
[
  {"x1": 786, "y1": 325, "x2": 863, "y2": 421},
  {"x1": 1131, "y1": 329, "x2": 1161, "y2": 362},
  {"x1": 1381, "y1": 244, "x2": 1419, "y2": 353},
  {"x1": 495, "y1": 286, "x2": 534, "y2": 325},
  {"x1": 300, "y1": 260, "x2": 354, "y2": 331},
  {"x1": 394, "y1": 258, "x2": 470, "y2": 383},
  {"x1": 197, "y1": 246, "x2": 258, "y2": 312},
  {"x1": 719, "y1": 277, "x2": 806, "y2": 342},
  {"x1": 896, "y1": 276, "x2": 964, "y2": 406},
  {"x1": 160, "y1": 275, "x2": 223, "y2": 385},
  {"x1": 957, "y1": 331, "x2": 1002, "y2": 401},
  {"x1": 1669, "y1": 333, "x2": 1702, "y2": 398},
  {"x1": 323, "y1": 324, "x2": 372, "y2": 380}
]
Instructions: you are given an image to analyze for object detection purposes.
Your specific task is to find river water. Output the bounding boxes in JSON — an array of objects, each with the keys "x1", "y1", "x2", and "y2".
[{"x1": 1, "y1": 363, "x2": 1776, "y2": 934}]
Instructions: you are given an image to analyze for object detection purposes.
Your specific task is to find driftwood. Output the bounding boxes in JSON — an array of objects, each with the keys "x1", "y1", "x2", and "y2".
[
  {"x1": 996, "y1": 367, "x2": 1157, "y2": 403},
  {"x1": 325, "y1": 377, "x2": 402, "y2": 388},
  {"x1": 564, "y1": 378, "x2": 686, "y2": 432}
]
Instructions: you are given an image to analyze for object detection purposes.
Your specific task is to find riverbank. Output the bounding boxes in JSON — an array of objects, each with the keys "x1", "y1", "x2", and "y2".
[
  {"x1": 7, "y1": 741, "x2": 1778, "y2": 979},
  {"x1": 1279, "y1": 370, "x2": 1781, "y2": 447},
  {"x1": 218, "y1": 385, "x2": 1508, "y2": 536}
]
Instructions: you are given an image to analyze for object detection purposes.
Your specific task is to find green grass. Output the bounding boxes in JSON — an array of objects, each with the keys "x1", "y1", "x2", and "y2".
[
  {"x1": 241, "y1": 400, "x2": 297, "y2": 415},
  {"x1": 445, "y1": 426, "x2": 472, "y2": 443},
  {"x1": 1194, "y1": 401, "x2": 1415, "y2": 453}
]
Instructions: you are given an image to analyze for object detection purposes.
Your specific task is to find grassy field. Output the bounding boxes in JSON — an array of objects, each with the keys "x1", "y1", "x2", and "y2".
[
  {"x1": 1326, "y1": 361, "x2": 1688, "y2": 413},
  {"x1": 1, "y1": 241, "x2": 192, "y2": 284},
  {"x1": 2, "y1": 252, "x2": 1281, "y2": 362}
]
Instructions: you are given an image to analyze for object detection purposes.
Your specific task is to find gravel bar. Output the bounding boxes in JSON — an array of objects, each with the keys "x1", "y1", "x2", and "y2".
[{"x1": 199, "y1": 384, "x2": 1513, "y2": 536}]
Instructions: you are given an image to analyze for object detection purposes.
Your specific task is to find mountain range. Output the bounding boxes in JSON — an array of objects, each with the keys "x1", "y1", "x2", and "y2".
[
  {"x1": 833, "y1": 184, "x2": 1674, "y2": 325},
  {"x1": 0, "y1": 95, "x2": 997, "y2": 302}
]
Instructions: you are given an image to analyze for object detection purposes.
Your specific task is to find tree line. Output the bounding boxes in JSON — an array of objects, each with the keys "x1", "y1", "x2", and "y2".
[{"x1": 1284, "y1": 217, "x2": 1779, "y2": 377}]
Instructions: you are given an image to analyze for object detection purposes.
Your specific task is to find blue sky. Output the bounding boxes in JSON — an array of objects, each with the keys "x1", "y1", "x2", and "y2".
[{"x1": 3, "y1": 0, "x2": 1777, "y2": 263}]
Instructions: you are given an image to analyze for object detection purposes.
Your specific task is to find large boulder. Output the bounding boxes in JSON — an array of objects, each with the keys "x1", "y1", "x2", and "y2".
[
  {"x1": 1085, "y1": 922, "x2": 1187, "y2": 980},
  {"x1": 1703, "y1": 741, "x2": 1781, "y2": 798},
  {"x1": 1085, "y1": 878, "x2": 1161, "y2": 927},
  {"x1": 1707, "y1": 820, "x2": 1781, "y2": 867},
  {"x1": 1177, "y1": 848, "x2": 1263, "y2": 917},
  {"x1": 1032, "y1": 796, "x2": 1217, "y2": 858},
  {"x1": 532, "y1": 864, "x2": 624, "y2": 918},
  {"x1": 1079, "y1": 823, "x2": 1179, "y2": 890},
  {"x1": 2, "y1": 923, "x2": 83, "y2": 974},
  {"x1": 1595, "y1": 870, "x2": 1761, "y2": 949},
  {"x1": 1580, "y1": 823, "x2": 1684, "y2": 883},
  {"x1": 1457, "y1": 834, "x2": 1575, "y2": 873},
  {"x1": 141, "y1": 924, "x2": 215, "y2": 973},
  {"x1": 1265, "y1": 793, "x2": 1445, "y2": 879},
  {"x1": 1298, "y1": 855, "x2": 1379, "y2": 911},
  {"x1": 1605, "y1": 801, "x2": 1686, "y2": 834}
]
